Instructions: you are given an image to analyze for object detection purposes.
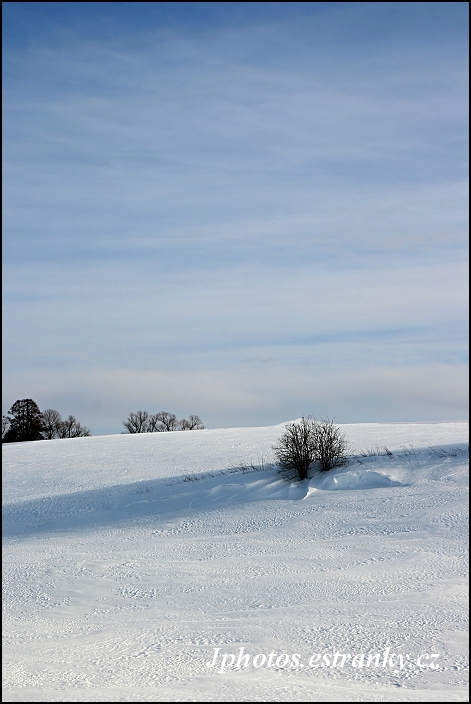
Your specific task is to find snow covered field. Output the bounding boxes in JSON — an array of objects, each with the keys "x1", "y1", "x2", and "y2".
[{"x1": 2, "y1": 421, "x2": 469, "y2": 702}]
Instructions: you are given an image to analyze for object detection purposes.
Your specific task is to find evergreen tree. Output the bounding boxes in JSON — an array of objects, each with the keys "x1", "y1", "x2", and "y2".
[{"x1": 3, "y1": 399, "x2": 44, "y2": 442}]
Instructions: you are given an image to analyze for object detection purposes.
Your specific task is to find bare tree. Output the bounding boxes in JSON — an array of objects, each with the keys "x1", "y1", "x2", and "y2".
[
  {"x1": 72, "y1": 419, "x2": 91, "y2": 437},
  {"x1": 42, "y1": 408, "x2": 63, "y2": 439},
  {"x1": 179, "y1": 414, "x2": 205, "y2": 430},
  {"x1": 123, "y1": 411, "x2": 149, "y2": 433},
  {"x1": 147, "y1": 413, "x2": 163, "y2": 432},
  {"x1": 154, "y1": 411, "x2": 179, "y2": 432},
  {"x1": 2, "y1": 415, "x2": 11, "y2": 440},
  {"x1": 57, "y1": 415, "x2": 91, "y2": 438},
  {"x1": 273, "y1": 416, "x2": 349, "y2": 481}
]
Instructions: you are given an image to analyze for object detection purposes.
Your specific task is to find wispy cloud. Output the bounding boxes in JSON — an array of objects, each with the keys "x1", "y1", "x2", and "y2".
[{"x1": 2, "y1": 3, "x2": 468, "y2": 432}]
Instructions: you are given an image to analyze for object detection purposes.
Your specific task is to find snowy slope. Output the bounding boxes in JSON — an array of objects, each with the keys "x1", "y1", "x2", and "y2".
[{"x1": 2, "y1": 421, "x2": 469, "y2": 702}]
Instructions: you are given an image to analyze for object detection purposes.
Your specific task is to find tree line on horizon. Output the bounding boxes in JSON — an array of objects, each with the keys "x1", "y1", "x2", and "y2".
[
  {"x1": 122, "y1": 410, "x2": 204, "y2": 433},
  {"x1": 2, "y1": 399, "x2": 206, "y2": 443},
  {"x1": 2, "y1": 399, "x2": 91, "y2": 443}
]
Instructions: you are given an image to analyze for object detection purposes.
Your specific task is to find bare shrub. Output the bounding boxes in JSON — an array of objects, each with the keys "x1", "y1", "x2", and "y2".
[
  {"x1": 273, "y1": 416, "x2": 349, "y2": 481},
  {"x1": 314, "y1": 418, "x2": 349, "y2": 473},
  {"x1": 273, "y1": 417, "x2": 318, "y2": 481}
]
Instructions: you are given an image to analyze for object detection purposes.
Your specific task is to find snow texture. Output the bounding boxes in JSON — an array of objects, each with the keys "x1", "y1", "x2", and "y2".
[{"x1": 2, "y1": 421, "x2": 469, "y2": 702}]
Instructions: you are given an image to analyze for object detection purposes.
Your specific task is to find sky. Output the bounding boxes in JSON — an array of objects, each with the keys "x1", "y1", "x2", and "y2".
[{"x1": 2, "y1": 2, "x2": 469, "y2": 435}]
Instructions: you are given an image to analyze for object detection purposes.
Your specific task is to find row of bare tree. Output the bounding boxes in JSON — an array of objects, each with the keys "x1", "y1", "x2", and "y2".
[
  {"x1": 2, "y1": 399, "x2": 91, "y2": 443},
  {"x1": 123, "y1": 410, "x2": 204, "y2": 433}
]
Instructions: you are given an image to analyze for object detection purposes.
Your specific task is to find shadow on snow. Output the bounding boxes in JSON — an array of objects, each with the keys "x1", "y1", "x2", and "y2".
[{"x1": 1, "y1": 456, "x2": 415, "y2": 539}]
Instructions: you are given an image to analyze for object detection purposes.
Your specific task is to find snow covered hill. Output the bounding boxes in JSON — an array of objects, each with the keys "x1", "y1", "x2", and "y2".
[{"x1": 2, "y1": 421, "x2": 469, "y2": 702}]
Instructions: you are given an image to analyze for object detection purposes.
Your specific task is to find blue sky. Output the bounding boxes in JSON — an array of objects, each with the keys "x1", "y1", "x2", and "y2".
[{"x1": 3, "y1": 2, "x2": 468, "y2": 434}]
